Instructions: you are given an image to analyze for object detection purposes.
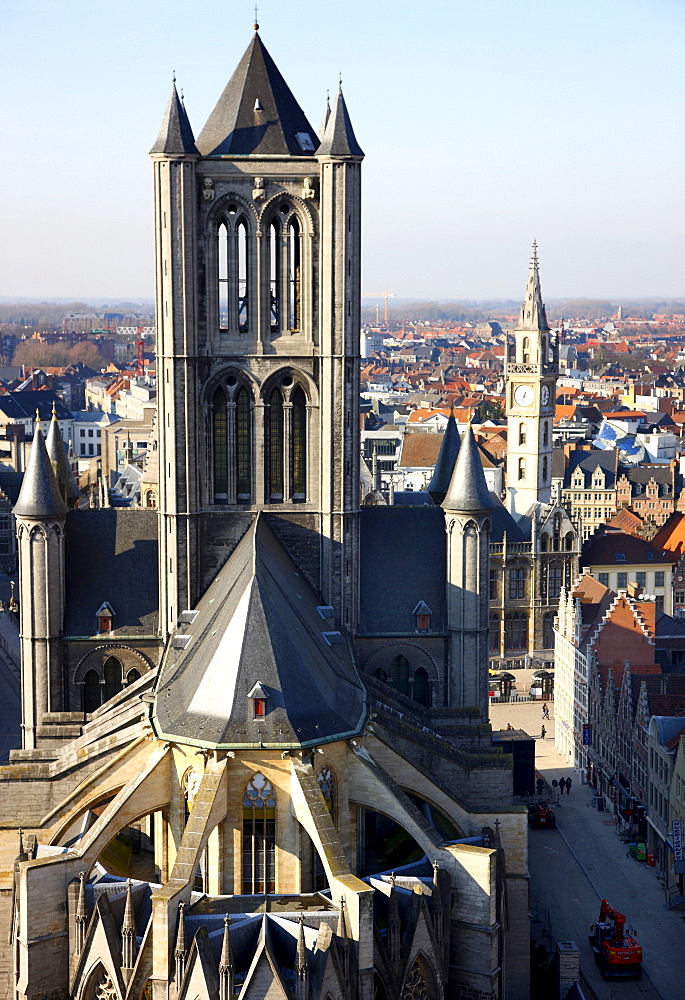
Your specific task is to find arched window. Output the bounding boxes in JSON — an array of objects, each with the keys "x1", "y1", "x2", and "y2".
[
  {"x1": 413, "y1": 667, "x2": 430, "y2": 707},
  {"x1": 543, "y1": 421, "x2": 549, "y2": 447},
  {"x1": 522, "y1": 336, "x2": 530, "y2": 364},
  {"x1": 519, "y1": 422, "x2": 526, "y2": 446},
  {"x1": 218, "y1": 222, "x2": 229, "y2": 331},
  {"x1": 542, "y1": 456, "x2": 548, "y2": 480},
  {"x1": 218, "y1": 212, "x2": 250, "y2": 335},
  {"x1": 373, "y1": 667, "x2": 388, "y2": 683},
  {"x1": 236, "y1": 386, "x2": 252, "y2": 502},
  {"x1": 288, "y1": 217, "x2": 301, "y2": 331},
  {"x1": 83, "y1": 669, "x2": 100, "y2": 714},
  {"x1": 103, "y1": 656, "x2": 122, "y2": 702},
  {"x1": 565, "y1": 531, "x2": 574, "y2": 551},
  {"x1": 317, "y1": 765, "x2": 336, "y2": 819},
  {"x1": 237, "y1": 218, "x2": 249, "y2": 332},
  {"x1": 402, "y1": 959, "x2": 429, "y2": 1000},
  {"x1": 213, "y1": 387, "x2": 228, "y2": 502},
  {"x1": 269, "y1": 219, "x2": 280, "y2": 332},
  {"x1": 291, "y1": 385, "x2": 307, "y2": 500},
  {"x1": 389, "y1": 655, "x2": 410, "y2": 696},
  {"x1": 126, "y1": 668, "x2": 141, "y2": 685},
  {"x1": 540, "y1": 533, "x2": 549, "y2": 552},
  {"x1": 243, "y1": 773, "x2": 276, "y2": 894},
  {"x1": 518, "y1": 458, "x2": 526, "y2": 481},
  {"x1": 268, "y1": 388, "x2": 284, "y2": 501}
]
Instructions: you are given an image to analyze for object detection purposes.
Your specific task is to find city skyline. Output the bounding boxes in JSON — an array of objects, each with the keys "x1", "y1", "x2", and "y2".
[{"x1": 2, "y1": 0, "x2": 684, "y2": 300}]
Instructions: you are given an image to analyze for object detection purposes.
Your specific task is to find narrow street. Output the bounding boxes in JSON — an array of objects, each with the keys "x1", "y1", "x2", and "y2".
[{"x1": 490, "y1": 699, "x2": 685, "y2": 1000}]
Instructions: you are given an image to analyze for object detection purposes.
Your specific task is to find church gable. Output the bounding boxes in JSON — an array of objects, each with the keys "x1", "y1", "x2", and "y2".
[
  {"x1": 177, "y1": 926, "x2": 219, "y2": 1000},
  {"x1": 73, "y1": 895, "x2": 125, "y2": 1000}
]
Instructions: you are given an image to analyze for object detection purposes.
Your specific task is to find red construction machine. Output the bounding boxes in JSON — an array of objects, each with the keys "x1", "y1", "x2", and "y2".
[{"x1": 588, "y1": 899, "x2": 642, "y2": 979}]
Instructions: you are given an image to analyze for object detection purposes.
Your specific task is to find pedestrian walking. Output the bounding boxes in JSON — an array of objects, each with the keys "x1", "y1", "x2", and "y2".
[
  {"x1": 559, "y1": 777, "x2": 567, "y2": 795},
  {"x1": 540, "y1": 725, "x2": 546, "y2": 740},
  {"x1": 566, "y1": 777, "x2": 572, "y2": 794},
  {"x1": 542, "y1": 703, "x2": 550, "y2": 720}
]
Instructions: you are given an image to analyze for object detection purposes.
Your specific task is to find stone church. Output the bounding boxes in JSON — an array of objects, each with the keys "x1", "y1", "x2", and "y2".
[{"x1": 0, "y1": 29, "x2": 531, "y2": 1000}]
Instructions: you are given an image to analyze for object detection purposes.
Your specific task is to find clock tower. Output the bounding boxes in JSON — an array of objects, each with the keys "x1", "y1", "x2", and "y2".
[{"x1": 505, "y1": 243, "x2": 557, "y2": 520}]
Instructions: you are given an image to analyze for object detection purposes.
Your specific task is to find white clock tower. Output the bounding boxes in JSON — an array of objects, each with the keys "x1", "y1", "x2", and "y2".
[{"x1": 505, "y1": 243, "x2": 558, "y2": 520}]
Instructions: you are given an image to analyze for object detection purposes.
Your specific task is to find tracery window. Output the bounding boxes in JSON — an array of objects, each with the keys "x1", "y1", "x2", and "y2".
[
  {"x1": 266, "y1": 378, "x2": 308, "y2": 503},
  {"x1": 402, "y1": 960, "x2": 429, "y2": 1000},
  {"x1": 317, "y1": 765, "x2": 336, "y2": 820},
  {"x1": 243, "y1": 773, "x2": 276, "y2": 894},
  {"x1": 212, "y1": 380, "x2": 253, "y2": 504},
  {"x1": 268, "y1": 219, "x2": 280, "y2": 332},
  {"x1": 126, "y1": 668, "x2": 141, "y2": 685},
  {"x1": 268, "y1": 387, "x2": 285, "y2": 501},
  {"x1": 289, "y1": 217, "x2": 301, "y2": 331},
  {"x1": 217, "y1": 209, "x2": 250, "y2": 334}
]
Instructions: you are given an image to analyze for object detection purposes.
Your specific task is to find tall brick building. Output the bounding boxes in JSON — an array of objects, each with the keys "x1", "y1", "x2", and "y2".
[{"x1": 0, "y1": 29, "x2": 529, "y2": 1000}]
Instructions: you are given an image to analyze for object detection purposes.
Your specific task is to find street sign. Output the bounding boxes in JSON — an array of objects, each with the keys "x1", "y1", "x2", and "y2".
[
  {"x1": 582, "y1": 724, "x2": 592, "y2": 746},
  {"x1": 673, "y1": 820, "x2": 685, "y2": 875}
]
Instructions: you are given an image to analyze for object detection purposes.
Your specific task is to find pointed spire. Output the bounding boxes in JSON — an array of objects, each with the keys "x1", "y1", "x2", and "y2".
[
  {"x1": 296, "y1": 915, "x2": 308, "y2": 976},
  {"x1": 318, "y1": 85, "x2": 364, "y2": 157},
  {"x1": 13, "y1": 414, "x2": 67, "y2": 518},
  {"x1": 174, "y1": 901, "x2": 187, "y2": 984},
  {"x1": 75, "y1": 871, "x2": 87, "y2": 956},
  {"x1": 426, "y1": 411, "x2": 461, "y2": 504},
  {"x1": 336, "y1": 898, "x2": 351, "y2": 984},
  {"x1": 432, "y1": 861, "x2": 444, "y2": 946},
  {"x1": 121, "y1": 880, "x2": 137, "y2": 974},
  {"x1": 46, "y1": 404, "x2": 79, "y2": 506},
  {"x1": 517, "y1": 240, "x2": 549, "y2": 332},
  {"x1": 318, "y1": 90, "x2": 331, "y2": 139},
  {"x1": 442, "y1": 422, "x2": 492, "y2": 513},
  {"x1": 219, "y1": 914, "x2": 234, "y2": 1000},
  {"x1": 16, "y1": 828, "x2": 28, "y2": 863},
  {"x1": 150, "y1": 81, "x2": 198, "y2": 155},
  {"x1": 196, "y1": 33, "x2": 318, "y2": 157}
]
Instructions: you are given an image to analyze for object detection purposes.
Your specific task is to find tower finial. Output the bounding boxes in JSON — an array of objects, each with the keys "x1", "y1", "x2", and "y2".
[
  {"x1": 172, "y1": 69, "x2": 176, "y2": 84},
  {"x1": 338, "y1": 72, "x2": 343, "y2": 91},
  {"x1": 254, "y1": 5, "x2": 259, "y2": 30}
]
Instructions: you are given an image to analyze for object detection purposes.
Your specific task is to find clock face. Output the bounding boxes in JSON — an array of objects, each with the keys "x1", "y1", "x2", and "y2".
[
  {"x1": 541, "y1": 384, "x2": 550, "y2": 406},
  {"x1": 514, "y1": 383, "x2": 534, "y2": 407}
]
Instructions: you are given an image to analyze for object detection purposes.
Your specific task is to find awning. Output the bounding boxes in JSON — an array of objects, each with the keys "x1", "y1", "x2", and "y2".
[{"x1": 646, "y1": 814, "x2": 674, "y2": 851}]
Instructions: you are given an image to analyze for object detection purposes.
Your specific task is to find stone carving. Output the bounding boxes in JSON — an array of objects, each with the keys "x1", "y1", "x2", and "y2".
[
  {"x1": 402, "y1": 962, "x2": 428, "y2": 1000},
  {"x1": 202, "y1": 177, "x2": 215, "y2": 201},
  {"x1": 252, "y1": 177, "x2": 266, "y2": 201},
  {"x1": 302, "y1": 176, "x2": 316, "y2": 200},
  {"x1": 95, "y1": 972, "x2": 118, "y2": 1000}
]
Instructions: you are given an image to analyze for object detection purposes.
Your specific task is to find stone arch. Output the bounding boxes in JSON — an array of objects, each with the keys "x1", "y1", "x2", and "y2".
[
  {"x1": 401, "y1": 952, "x2": 439, "y2": 1000},
  {"x1": 77, "y1": 961, "x2": 120, "y2": 1000},
  {"x1": 362, "y1": 643, "x2": 440, "y2": 703},
  {"x1": 259, "y1": 365, "x2": 317, "y2": 407},
  {"x1": 204, "y1": 190, "x2": 259, "y2": 233},
  {"x1": 259, "y1": 191, "x2": 317, "y2": 238},
  {"x1": 72, "y1": 645, "x2": 154, "y2": 691},
  {"x1": 203, "y1": 363, "x2": 261, "y2": 405}
]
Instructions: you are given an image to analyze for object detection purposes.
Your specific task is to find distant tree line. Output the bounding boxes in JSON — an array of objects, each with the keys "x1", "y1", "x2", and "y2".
[{"x1": 11, "y1": 340, "x2": 104, "y2": 369}]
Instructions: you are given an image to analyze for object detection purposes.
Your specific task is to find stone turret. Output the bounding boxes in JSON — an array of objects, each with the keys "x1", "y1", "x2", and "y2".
[
  {"x1": 121, "y1": 880, "x2": 137, "y2": 982},
  {"x1": 218, "y1": 913, "x2": 234, "y2": 1000},
  {"x1": 13, "y1": 416, "x2": 68, "y2": 748},
  {"x1": 174, "y1": 901, "x2": 187, "y2": 984},
  {"x1": 443, "y1": 423, "x2": 492, "y2": 713},
  {"x1": 294, "y1": 915, "x2": 309, "y2": 1000},
  {"x1": 46, "y1": 404, "x2": 80, "y2": 508},
  {"x1": 426, "y1": 409, "x2": 460, "y2": 504}
]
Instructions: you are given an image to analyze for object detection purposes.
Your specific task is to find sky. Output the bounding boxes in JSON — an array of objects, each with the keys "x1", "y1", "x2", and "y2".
[{"x1": 1, "y1": 0, "x2": 684, "y2": 302}]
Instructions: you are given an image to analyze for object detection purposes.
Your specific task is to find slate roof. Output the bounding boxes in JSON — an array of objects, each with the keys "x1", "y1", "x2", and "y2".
[
  {"x1": 196, "y1": 33, "x2": 319, "y2": 157},
  {"x1": 359, "y1": 506, "x2": 446, "y2": 633},
  {"x1": 150, "y1": 82, "x2": 198, "y2": 155},
  {"x1": 317, "y1": 87, "x2": 363, "y2": 157},
  {"x1": 0, "y1": 390, "x2": 71, "y2": 424},
  {"x1": 46, "y1": 413, "x2": 80, "y2": 503},
  {"x1": 582, "y1": 531, "x2": 671, "y2": 568},
  {"x1": 13, "y1": 423, "x2": 67, "y2": 518},
  {"x1": 442, "y1": 423, "x2": 493, "y2": 513},
  {"x1": 564, "y1": 449, "x2": 618, "y2": 488},
  {"x1": 425, "y1": 415, "x2": 460, "y2": 504},
  {"x1": 152, "y1": 514, "x2": 367, "y2": 750},
  {"x1": 63, "y1": 510, "x2": 158, "y2": 636}
]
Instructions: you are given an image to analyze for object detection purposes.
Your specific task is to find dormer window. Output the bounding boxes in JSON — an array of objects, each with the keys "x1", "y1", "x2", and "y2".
[
  {"x1": 247, "y1": 682, "x2": 268, "y2": 719},
  {"x1": 413, "y1": 601, "x2": 432, "y2": 632},
  {"x1": 95, "y1": 602, "x2": 115, "y2": 634}
]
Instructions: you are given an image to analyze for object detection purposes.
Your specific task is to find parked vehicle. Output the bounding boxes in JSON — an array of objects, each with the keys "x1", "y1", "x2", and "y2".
[
  {"x1": 588, "y1": 899, "x2": 642, "y2": 979},
  {"x1": 527, "y1": 799, "x2": 556, "y2": 829}
]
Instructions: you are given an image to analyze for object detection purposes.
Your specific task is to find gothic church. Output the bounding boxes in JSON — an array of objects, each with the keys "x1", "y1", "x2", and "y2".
[{"x1": 0, "y1": 29, "x2": 531, "y2": 1000}]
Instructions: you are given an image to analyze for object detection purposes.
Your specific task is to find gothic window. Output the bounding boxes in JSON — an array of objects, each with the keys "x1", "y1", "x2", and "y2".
[
  {"x1": 518, "y1": 458, "x2": 526, "y2": 481},
  {"x1": 268, "y1": 387, "x2": 284, "y2": 501},
  {"x1": 84, "y1": 669, "x2": 100, "y2": 714},
  {"x1": 374, "y1": 667, "x2": 388, "y2": 683},
  {"x1": 543, "y1": 421, "x2": 549, "y2": 446},
  {"x1": 390, "y1": 655, "x2": 410, "y2": 696},
  {"x1": 542, "y1": 456, "x2": 548, "y2": 480},
  {"x1": 540, "y1": 533, "x2": 549, "y2": 552},
  {"x1": 565, "y1": 531, "x2": 574, "y2": 551},
  {"x1": 402, "y1": 959, "x2": 429, "y2": 1000},
  {"x1": 243, "y1": 773, "x2": 276, "y2": 894},
  {"x1": 489, "y1": 612, "x2": 500, "y2": 651},
  {"x1": 126, "y1": 668, "x2": 141, "y2": 685},
  {"x1": 103, "y1": 656, "x2": 122, "y2": 701},
  {"x1": 519, "y1": 422, "x2": 526, "y2": 446},
  {"x1": 236, "y1": 387, "x2": 252, "y2": 501},
  {"x1": 317, "y1": 765, "x2": 336, "y2": 820},
  {"x1": 291, "y1": 385, "x2": 307, "y2": 500},
  {"x1": 213, "y1": 387, "x2": 228, "y2": 501},
  {"x1": 217, "y1": 213, "x2": 250, "y2": 334},
  {"x1": 505, "y1": 612, "x2": 528, "y2": 651},
  {"x1": 289, "y1": 217, "x2": 301, "y2": 331},
  {"x1": 269, "y1": 219, "x2": 281, "y2": 332},
  {"x1": 413, "y1": 667, "x2": 430, "y2": 707}
]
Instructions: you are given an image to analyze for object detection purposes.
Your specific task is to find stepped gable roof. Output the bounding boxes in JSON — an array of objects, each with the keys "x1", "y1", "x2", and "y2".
[
  {"x1": 442, "y1": 423, "x2": 493, "y2": 513},
  {"x1": 196, "y1": 32, "x2": 319, "y2": 157},
  {"x1": 150, "y1": 82, "x2": 198, "y2": 155},
  {"x1": 63, "y1": 510, "x2": 158, "y2": 637},
  {"x1": 13, "y1": 420, "x2": 67, "y2": 518},
  {"x1": 152, "y1": 514, "x2": 367, "y2": 750},
  {"x1": 46, "y1": 409, "x2": 80, "y2": 503},
  {"x1": 317, "y1": 85, "x2": 364, "y2": 157},
  {"x1": 425, "y1": 413, "x2": 460, "y2": 504}
]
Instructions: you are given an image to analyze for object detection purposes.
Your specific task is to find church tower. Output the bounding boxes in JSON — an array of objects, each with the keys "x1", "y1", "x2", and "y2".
[
  {"x1": 13, "y1": 418, "x2": 67, "y2": 748},
  {"x1": 151, "y1": 29, "x2": 363, "y2": 637},
  {"x1": 505, "y1": 242, "x2": 557, "y2": 520}
]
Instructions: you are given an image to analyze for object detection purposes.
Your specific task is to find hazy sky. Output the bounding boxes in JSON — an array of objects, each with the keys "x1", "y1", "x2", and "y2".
[{"x1": 2, "y1": 0, "x2": 684, "y2": 301}]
